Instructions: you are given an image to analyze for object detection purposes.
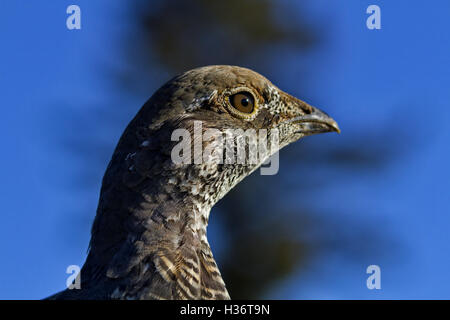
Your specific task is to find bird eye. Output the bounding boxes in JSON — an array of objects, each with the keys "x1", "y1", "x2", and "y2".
[{"x1": 229, "y1": 92, "x2": 255, "y2": 114}]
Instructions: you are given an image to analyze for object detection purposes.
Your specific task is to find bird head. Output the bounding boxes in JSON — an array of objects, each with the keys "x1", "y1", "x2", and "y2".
[
  {"x1": 111, "y1": 65, "x2": 339, "y2": 210},
  {"x1": 146, "y1": 65, "x2": 339, "y2": 144}
]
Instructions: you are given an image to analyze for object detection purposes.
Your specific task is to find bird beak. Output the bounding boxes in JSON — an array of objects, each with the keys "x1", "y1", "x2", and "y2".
[
  {"x1": 288, "y1": 108, "x2": 341, "y2": 134},
  {"x1": 279, "y1": 92, "x2": 340, "y2": 135},
  {"x1": 280, "y1": 100, "x2": 340, "y2": 138}
]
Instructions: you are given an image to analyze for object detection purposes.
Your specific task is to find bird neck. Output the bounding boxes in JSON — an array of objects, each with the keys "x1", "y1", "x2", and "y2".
[{"x1": 85, "y1": 166, "x2": 217, "y2": 270}]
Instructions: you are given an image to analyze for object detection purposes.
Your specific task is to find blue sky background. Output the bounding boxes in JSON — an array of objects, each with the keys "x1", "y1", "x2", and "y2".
[{"x1": 1, "y1": 1, "x2": 450, "y2": 299}]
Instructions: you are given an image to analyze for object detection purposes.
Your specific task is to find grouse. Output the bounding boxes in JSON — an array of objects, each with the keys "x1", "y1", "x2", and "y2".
[{"x1": 48, "y1": 65, "x2": 339, "y2": 300}]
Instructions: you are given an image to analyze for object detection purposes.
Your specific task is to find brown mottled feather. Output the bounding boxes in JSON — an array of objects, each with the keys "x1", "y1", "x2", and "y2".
[{"x1": 47, "y1": 66, "x2": 338, "y2": 300}]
